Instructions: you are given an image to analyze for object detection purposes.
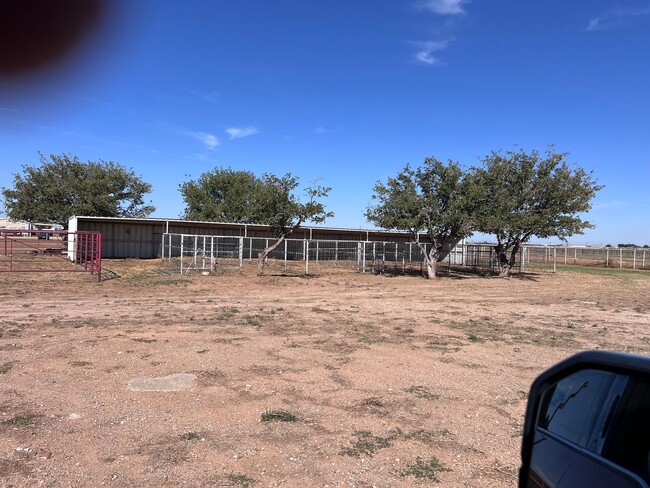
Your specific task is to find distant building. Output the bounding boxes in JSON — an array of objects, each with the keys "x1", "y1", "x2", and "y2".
[
  {"x1": 0, "y1": 218, "x2": 63, "y2": 231},
  {"x1": 0, "y1": 218, "x2": 30, "y2": 230}
]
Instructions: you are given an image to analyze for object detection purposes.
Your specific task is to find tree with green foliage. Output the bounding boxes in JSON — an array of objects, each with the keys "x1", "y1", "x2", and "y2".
[
  {"x1": 179, "y1": 169, "x2": 332, "y2": 276},
  {"x1": 1, "y1": 153, "x2": 155, "y2": 229},
  {"x1": 473, "y1": 147, "x2": 602, "y2": 277},
  {"x1": 365, "y1": 158, "x2": 478, "y2": 279},
  {"x1": 253, "y1": 173, "x2": 332, "y2": 275},
  {"x1": 178, "y1": 168, "x2": 260, "y2": 222}
]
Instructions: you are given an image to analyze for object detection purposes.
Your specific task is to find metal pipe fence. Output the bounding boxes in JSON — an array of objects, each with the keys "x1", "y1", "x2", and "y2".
[
  {"x1": 0, "y1": 229, "x2": 102, "y2": 280},
  {"x1": 161, "y1": 233, "x2": 648, "y2": 276},
  {"x1": 162, "y1": 233, "x2": 486, "y2": 275},
  {"x1": 522, "y1": 245, "x2": 650, "y2": 271}
]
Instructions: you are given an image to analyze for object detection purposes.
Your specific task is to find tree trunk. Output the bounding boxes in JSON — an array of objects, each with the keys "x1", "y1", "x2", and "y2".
[
  {"x1": 508, "y1": 241, "x2": 521, "y2": 275},
  {"x1": 418, "y1": 243, "x2": 438, "y2": 279},
  {"x1": 257, "y1": 235, "x2": 287, "y2": 276},
  {"x1": 494, "y1": 244, "x2": 511, "y2": 277},
  {"x1": 425, "y1": 258, "x2": 436, "y2": 279},
  {"x1": 494, "y1": 240, "x2": 521, "y2": 278}
]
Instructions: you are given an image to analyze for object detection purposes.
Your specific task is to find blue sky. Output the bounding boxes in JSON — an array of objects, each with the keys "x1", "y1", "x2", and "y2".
[{"x1": 1, "y1": 0, "x2": 649, "y2": 245}]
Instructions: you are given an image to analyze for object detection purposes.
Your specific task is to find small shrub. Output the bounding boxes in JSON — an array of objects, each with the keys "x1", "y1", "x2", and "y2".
[
  {"x1": 340, "y1": 429, "x2": 400, "y2": 458},
  {"x1": 180, "y1": 431, "x2": 200, "y2": 441},
  {"x1": 4, "y1": 413, "x2": 41, "y2": 426},
  {"x1": 405, "y1": 385, "x2": 438, "y2": 401},
  {"x1": 226, "y1": 473, "x2": 257, "y2": 487},
  {"x1": 400, "y1": 456, "x2": 450, "y2": 482},
  {"x1": 0, "y1": 362, "x2": 14, "y2": 374},
  {"x1": 467, "y1": 333, "x2": 483, "y2": 343},
  {"x1": 361, "y1": 397, "x2": 384, "y2": 407},
  {"x1": 260, "y1": 409, "x2": 297, "y2": 422}
]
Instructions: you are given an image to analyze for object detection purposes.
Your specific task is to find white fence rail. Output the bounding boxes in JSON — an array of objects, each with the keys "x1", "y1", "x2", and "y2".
[
  {"x1": 161, "y1": 233, "x2": 649, "y2": 275},
  {"x1": 522, "y1": 245, "x2": 649, "y2": 271},
  {"x1": 161, "y1": 233, "x2": 469, "y2": 275}
]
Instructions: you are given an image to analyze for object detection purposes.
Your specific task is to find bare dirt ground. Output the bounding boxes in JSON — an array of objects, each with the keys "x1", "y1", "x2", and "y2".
[{"x1": 1, "y1": 260, "x2": 649, "y2": 487}]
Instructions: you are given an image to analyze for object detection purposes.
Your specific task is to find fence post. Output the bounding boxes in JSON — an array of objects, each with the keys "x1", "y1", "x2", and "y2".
[
  {"x1": 180, "y1": 235, "x2": 184, "y2": 274},
  {"x1": 316, "y1": 241, "x2": 319, "y2": 262},
  {"x1": 239, "y1": 237, "x2": 244, "y2": 268},
  {"x1": 574, "y1": 248, "x2": 577, "y2": 265},
  {"x1": 643, "y1": 250, "x2": 646, "y2": 269},
  {"x1": 606, "y1": 248, "x2": 609, "y2": 267},
  {"x1": 633, "y1": 248, "x2": 637, "y2": 269},
  {"x1": 553, "y1": 248, "x2": 557, "y2": 273},
  {"x1": 617, "y1": 247, "x2": 623, "y2": 268},
  {"x1": 305, "y1": 239, "x2": 309, "y2": 274},
  {"x1": 564, "y1": 246, "x2": 567, "y2": 265}
]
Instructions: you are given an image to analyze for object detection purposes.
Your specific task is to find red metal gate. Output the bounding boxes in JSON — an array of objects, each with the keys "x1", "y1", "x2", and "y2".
[{"x1": 0, "y1": 229, "x2": 102, "y2": 281}]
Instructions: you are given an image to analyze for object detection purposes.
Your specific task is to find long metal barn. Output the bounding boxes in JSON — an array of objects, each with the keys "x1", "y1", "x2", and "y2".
[{"x1": 68, "y1": 216, "x2": 427, "y2": 259}]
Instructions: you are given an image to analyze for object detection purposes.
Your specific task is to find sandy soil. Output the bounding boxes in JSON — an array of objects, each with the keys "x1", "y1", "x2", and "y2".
[{"x1": 1, "y1": 260, "x2": 649, "y2": 487}]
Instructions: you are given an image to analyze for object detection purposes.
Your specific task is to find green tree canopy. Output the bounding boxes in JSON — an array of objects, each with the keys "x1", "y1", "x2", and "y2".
[
  {"x1": 179, "y1": 169, "x2": 332, "y2": 275},
  {"x1": 365, "y1": 158, "x2": 478, "y2": 279},
  {"x1": 473, "y1": 147, "x2": 603, "y2": 276},
  {"x1": 179, "y1": 168, "x2": 261, "y2": 223},
  {"x1": 1, "y1": 153, "x2": 155, "y2": 229}
]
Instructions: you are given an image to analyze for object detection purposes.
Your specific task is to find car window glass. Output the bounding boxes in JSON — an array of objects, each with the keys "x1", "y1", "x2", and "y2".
[{"x1": 539, "y1": 369, "x2": 628, "y2": 454}]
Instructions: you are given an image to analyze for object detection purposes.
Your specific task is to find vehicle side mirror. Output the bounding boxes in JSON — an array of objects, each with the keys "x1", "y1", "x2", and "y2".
[{"x1": 519, "y1": 351, "x2": 650, "y2": 488}]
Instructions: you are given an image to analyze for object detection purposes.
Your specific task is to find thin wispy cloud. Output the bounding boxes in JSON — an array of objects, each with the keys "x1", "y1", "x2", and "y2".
[
  {"x1": 411, "y1": 0, "x2": 466, "y2": 66},
  {"x1": 418, "y1": 0, "x2": 468, "y2": 15},
  {"x1": 411, "y1": 40, "x2": 451, "y2": 65},
  {"x1": 190, "y1": 131, "x2": 219, "y2": 149},
  {"x1": 585, "y1": 5, "x2": 650, "y2": 31},
  {"x1": 592, "y1": 200, "x2": 627, "y2": 210},
  {"x1": 225, "y1": 126, "x2": 258, "y2": 139}
]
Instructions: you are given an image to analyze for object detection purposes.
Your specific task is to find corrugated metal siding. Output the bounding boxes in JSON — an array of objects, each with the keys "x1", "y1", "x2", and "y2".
[
  {"x1": 76, "y1": 220, "x2": 161, "y2": 258},
  {"x1": 72, "y1": 217, "x2": 425, "y2": 258}
]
